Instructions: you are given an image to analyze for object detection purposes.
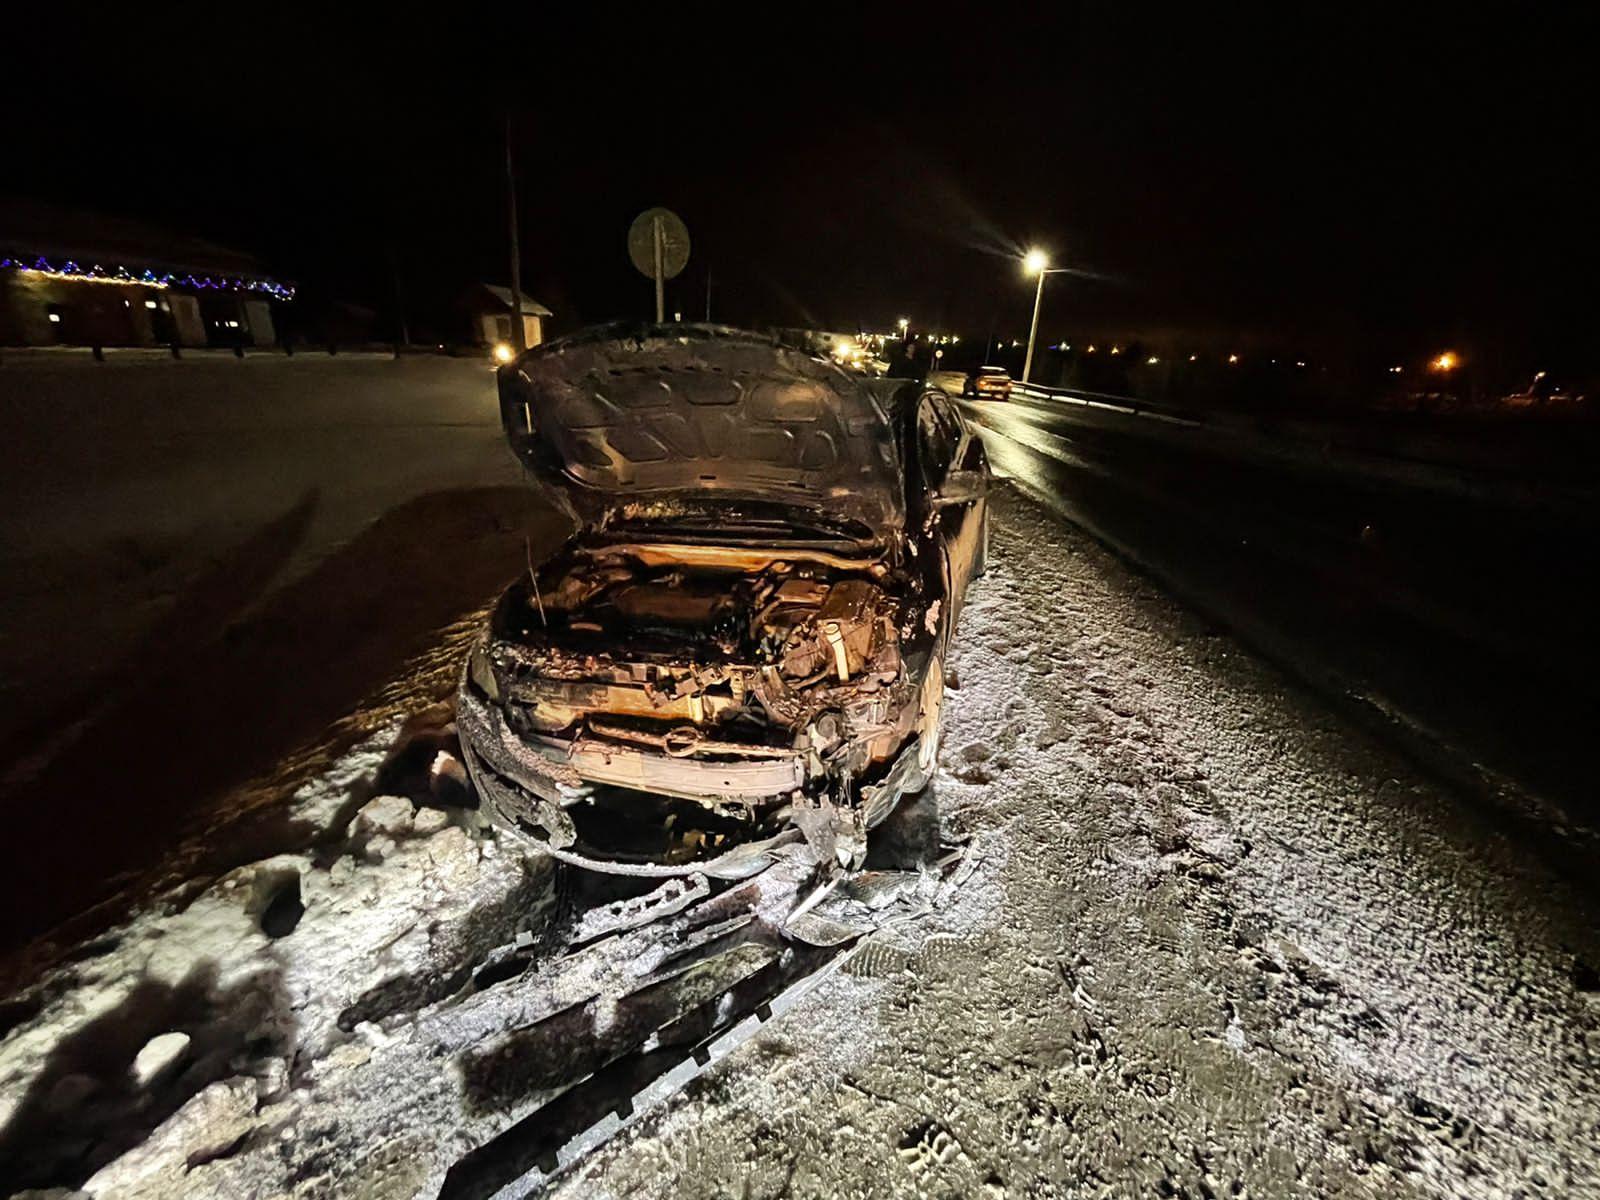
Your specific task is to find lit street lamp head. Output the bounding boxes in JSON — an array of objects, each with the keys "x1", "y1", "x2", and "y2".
[{"x1": 1024, "y1": 248, "x2": 1050, "y2": 275}]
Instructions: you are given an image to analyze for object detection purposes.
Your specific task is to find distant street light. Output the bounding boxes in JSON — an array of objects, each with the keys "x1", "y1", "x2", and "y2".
[
  {"x1": 1022, "y1": 248, "x2": 1068, "y2": 383},
  {"x1": 1431, "y1": 351, "x2": 1459, "y2": 372}
]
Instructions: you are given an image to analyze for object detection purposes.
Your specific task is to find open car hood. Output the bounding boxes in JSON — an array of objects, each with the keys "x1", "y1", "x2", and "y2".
[{"x1": 498, "y1": 324, "x2": 908, "y2": 540}]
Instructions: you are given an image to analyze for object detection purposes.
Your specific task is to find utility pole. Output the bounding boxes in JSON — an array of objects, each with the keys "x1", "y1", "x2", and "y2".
[{"x1": 505, "y1": 113, "x2": 526, "y2": 353}]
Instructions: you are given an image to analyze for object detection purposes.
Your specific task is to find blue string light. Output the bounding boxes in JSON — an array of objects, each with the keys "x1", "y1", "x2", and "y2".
[{"x1": 0, "y1": 254, "x2": 295, "y2": 301}]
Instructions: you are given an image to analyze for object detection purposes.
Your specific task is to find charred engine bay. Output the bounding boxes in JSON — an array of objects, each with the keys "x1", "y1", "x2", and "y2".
[{"x1": 462, "y1": 533, "x2": 939, "y2": 872}]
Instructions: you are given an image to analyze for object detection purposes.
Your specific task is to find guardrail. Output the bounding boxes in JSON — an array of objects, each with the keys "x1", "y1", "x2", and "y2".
[
  {"x1": 1005, "y1": 380, "x2": 1206, "y2": 428},
  {"x1": 978, "y1": 378, "x2": 1598, "y2": 511}
]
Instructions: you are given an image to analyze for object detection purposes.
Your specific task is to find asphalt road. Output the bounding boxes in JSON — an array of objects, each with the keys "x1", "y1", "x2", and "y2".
[{"x1": 956, "y1": 389, "x2": 1600, "y2": 847}]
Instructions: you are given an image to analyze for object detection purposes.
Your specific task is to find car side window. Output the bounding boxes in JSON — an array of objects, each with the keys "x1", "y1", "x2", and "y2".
[{"x1": 917, "y1": 395, "x2": 960, "y2": 489}]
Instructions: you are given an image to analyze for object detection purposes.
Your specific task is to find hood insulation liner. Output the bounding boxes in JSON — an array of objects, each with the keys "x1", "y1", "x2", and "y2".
[{"x1": 499, "y1": 324, "x2": 909, "y2": 537}]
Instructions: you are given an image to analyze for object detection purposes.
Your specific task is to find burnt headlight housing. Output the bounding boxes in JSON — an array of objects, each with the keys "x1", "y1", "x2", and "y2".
[{"x1": 467, "y1": 641, "x2": 501, "y2": 703}]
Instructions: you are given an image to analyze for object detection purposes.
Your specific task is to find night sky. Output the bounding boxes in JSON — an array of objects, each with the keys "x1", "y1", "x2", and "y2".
[{"x1": 4, "y1": 8, "x2": 1593, "y2": 368}]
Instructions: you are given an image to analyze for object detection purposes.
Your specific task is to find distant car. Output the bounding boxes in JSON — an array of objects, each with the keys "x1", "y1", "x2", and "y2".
[
  {"x1": 964, "y1": 365, "x2": 1012, "y2": 399},
  {"x1": 459, "y1": 323, "x2": 990, "y2": 876}
]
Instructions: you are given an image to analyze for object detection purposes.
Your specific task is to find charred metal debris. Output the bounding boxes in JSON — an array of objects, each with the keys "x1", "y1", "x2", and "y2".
[
  {"x1": 460, "y1": 542, "x2": 936, "y2": 872},
  {"x1": 438, "y1": 835, "x2": 983, "y2": 1200}
]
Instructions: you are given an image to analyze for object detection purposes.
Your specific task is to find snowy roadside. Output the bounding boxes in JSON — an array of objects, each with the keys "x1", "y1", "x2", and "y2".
[
  {"x1": 0, "y1": 666, "x2": 983, "y2": 1196},
  {"x1": 2, "y1": 484, "x2": 1596, "y2": 1199},
  {"x1": 0, "y1": 722, "x2": 981, "y2": 1200},
  {"x1": 550, "y1": 485, "x2": 1600, "y2": 1199},
  {"x1": 0, "y1": 715, "x2": 559, "y2": 1198}
]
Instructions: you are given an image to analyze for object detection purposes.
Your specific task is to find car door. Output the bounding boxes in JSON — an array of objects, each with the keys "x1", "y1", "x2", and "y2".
[{"x1": 916, "y1": 392, "x2": 989, "y2": 633}]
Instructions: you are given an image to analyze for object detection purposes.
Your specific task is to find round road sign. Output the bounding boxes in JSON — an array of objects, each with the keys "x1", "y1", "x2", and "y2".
[{"x1": 628, "y1": 207, "x2": 691, "y2": 280}]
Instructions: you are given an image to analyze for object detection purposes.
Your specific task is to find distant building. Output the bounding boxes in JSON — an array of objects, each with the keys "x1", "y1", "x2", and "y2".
[
  {"x1": 0, "y1": 201, "x2": 293, "y2": 349},
  {"x1": 463, "y1": 284, "x2": 551, "y2": 350}
]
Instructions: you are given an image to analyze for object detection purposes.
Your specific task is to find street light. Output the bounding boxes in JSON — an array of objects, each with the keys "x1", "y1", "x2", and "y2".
[{"x1": 1022, "y1": 248, "x2": 1068, "y2": 384}]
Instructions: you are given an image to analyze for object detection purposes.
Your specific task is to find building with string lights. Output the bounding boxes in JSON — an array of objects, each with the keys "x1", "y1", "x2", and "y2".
[{"x1": 0, "y1": 201, "x2": 294, "y2": 350}]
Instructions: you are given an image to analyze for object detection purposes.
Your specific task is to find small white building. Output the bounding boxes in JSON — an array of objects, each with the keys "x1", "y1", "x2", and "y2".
[{"x1": 471, "y1": 284, "x2": 551, "y2": 349}]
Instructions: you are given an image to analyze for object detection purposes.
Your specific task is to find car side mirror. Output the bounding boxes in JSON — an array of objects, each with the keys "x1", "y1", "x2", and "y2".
[{"x1": 930, "y1": 468, "x2": 988, "y2": 509}]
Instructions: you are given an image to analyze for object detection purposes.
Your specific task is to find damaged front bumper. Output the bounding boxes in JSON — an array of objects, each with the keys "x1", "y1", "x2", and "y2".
[{"x1": 457, "y1": 675, "x2": 932, "y2": 878}]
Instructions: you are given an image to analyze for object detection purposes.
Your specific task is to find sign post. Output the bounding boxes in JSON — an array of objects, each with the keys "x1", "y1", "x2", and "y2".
[
  {"x1": 628, "y1": 208, "x2": 690, "y2": 323},
  {"x1": 652, "y1": 215, "x2": 665, "y2": 322}
]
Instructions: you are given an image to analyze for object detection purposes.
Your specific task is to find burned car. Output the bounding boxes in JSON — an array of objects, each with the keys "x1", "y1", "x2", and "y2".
[{"x1": 458, "y1": 324, "x2": 988, "y2": 876}]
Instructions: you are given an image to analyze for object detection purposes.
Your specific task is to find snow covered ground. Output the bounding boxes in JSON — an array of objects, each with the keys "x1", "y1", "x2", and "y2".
[
  {"x1": 552, "y1": 487, "x2": 1600, "y2": 1198},
  {"x1": 3, "y1": 485, "x2": 1597, "y2": 1198},
  {"x1": 0, "y1": 352, "x2": 518, "y2": 758}
]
